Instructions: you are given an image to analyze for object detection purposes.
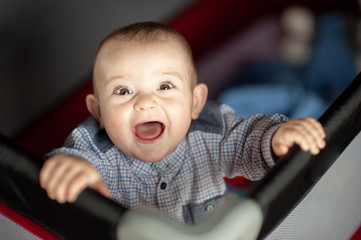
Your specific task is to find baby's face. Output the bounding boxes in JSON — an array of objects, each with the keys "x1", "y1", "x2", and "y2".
[{"x1": 92, "y1": 40, "x2": 198, "y2": 162}]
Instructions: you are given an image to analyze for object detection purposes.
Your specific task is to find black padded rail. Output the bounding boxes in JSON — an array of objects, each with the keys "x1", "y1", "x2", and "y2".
[
  {"x1": 0, "y1": 134, "x2": 126, "y2": 240},
  {"x1": 248, "y1": 72, "x2": 361, "y2": 239}
]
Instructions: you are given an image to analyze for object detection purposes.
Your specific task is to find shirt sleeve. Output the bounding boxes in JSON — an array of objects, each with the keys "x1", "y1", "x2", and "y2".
[
  {"x1": 219, "y1": 104, "x2": 289, "y2": 180},
  {"x1": 44, "y1": 117, "x2": 111, "y2": 180},
  {"x1": 191, "y1": 102, "x2": 289, "y2": 181}
]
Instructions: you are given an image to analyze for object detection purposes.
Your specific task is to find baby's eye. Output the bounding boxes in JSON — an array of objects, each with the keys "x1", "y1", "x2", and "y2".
[
  {"x1": 115, "y1": 87, "x2": 133, "y2": 95},
  {"x1": 159, "y1": 82, "x2": 174, "y2": 90}
]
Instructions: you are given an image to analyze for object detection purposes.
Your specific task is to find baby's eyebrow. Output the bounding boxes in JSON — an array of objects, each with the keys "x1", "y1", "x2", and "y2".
[
  {"x1": 106, "y1": 74, "x2": 126, "y2": 82},
  {"x1": 103, "y1": 75, "x2": 129, "y2": 90},
  {"x1": 160, "y1": 71, "x2": 184, "y2": 81},
  {"x1": 103, "y1": 74, "x2": 129, "y2": 87}
]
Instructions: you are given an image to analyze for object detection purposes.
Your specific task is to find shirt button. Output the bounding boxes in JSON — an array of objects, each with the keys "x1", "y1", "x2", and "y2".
[
  {"x1": 160, "y1": 182, "x2": 167, "y2": 190},
  {"x1": 205, "y1": 204, "x2": 215, "y2": 212},
  {"x1": 152, "y1": 162, "x2": 160, "y2": 169}
]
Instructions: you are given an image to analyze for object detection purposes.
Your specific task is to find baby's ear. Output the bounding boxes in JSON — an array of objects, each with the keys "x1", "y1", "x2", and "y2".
[
  {"x1": 86, "y1": 94, "x2": 104, "y2": 128},
  {"x1": 191, "y1": 83, "x2": 208, "y2": 119}
]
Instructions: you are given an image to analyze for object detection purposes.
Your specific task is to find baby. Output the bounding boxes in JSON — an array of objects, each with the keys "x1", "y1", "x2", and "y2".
[{"x1": 40, "y1": 22, "x2": 326, "y2": 224}]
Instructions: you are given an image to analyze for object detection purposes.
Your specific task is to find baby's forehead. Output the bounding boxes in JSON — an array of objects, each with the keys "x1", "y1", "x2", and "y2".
[
  {"x1": 94, "y1": 34, "x2": 197, "y2": 86},
  {"x1": 96, "y1": 38, "x2": 193, "y2": 70},
  {"x1": 94, "y1": 38, "x2": 196, "y2": 81},
  {"x1": 101, "y1": 37, "x2": 188, "y2": 55}
]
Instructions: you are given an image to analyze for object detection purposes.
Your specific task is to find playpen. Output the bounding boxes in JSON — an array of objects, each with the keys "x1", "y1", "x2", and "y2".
[{"x1": 2, "y1": 0, "x2": 361, "y2": 239}]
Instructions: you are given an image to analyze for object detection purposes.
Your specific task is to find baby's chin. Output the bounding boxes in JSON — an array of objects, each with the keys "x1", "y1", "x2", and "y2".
[
  {"x1": 127, "y1": 149, "x2": 172, "y2": 163},
  {"x1": 116, "y1": 137, "x2": 181, "y2": 163}
]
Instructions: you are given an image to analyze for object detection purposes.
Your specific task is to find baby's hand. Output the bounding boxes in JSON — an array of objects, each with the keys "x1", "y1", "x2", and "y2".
[
  {"x1": 39, "y1": 154, "x2": 110, "y2": 203},
  {"x1": 272, "y1": 117, "x2": 326, "y2": 157}
]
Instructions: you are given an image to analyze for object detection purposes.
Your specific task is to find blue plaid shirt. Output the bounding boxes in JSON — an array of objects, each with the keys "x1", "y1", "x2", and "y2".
[{"x1": 48, "y1": 101, "x2": 288, "y2": 224}]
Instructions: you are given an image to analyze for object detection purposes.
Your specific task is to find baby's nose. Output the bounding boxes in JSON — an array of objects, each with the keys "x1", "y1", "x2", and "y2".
[{"x1": 134, "y1": 94, "x2": 158, "y2": 111}]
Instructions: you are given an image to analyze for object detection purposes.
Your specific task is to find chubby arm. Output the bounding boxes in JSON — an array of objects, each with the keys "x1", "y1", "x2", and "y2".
[
  {"x1": 272, "y1": 117, "x2": 326, "y2": 157},
  {"x1": 39, "y1": 154, "x2": 110, "y2": 203}
]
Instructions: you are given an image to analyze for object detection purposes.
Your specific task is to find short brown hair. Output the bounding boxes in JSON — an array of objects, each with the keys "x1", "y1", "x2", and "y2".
[{"x1": 93, "y1": 22, "x2": 198, "y2": 86}]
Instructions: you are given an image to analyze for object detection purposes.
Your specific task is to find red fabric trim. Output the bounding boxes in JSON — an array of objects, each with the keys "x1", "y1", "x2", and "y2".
[
  {"x1": 224, "y1": 176, "x2": 251, "y2": 189},
  {"x1": 0, "y1": 201, "x2": 60, "y2": 240},
  {"x1": 351, "y1": 225, "x2": 361, "y2": 240}
]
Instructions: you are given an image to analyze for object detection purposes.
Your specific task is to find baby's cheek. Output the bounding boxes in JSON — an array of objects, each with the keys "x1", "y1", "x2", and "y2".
[{"x1": 104, "y1": 117, "x2": 130, "y2": 142}]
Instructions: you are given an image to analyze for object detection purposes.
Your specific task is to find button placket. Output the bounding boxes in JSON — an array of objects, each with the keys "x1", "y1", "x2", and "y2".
[
  {"x1": 157, "y1": 177, "x2": 178, "y2": 220},
  {"x1": 156, "y1": 175, "x2": 170, "y2": 202}
]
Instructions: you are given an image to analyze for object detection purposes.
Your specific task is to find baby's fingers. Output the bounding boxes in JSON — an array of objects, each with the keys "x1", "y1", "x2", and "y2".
[
  {"x1": 301, "y1": 117, "x2": 326, "y2": 151},
  {"x1": 284, "y1": 129, "x2": 315, "y2": 153},
  {"x1": 47, "y1": 165, "x2": 76, "y2": 202},
  {"x1": 65, "y1": 173, "x2": 92, "y2": 202},
  {"x1": 65, "y1": 168, "x2": 105, "y2": 202},
  {"x1": 39, "y1": 155, "x2": 103, "y2": 203},
  {"x1": 40, "y1": 156, "x2": 71, "y2": 198},
  {"x1": 39, "y1": 156, "x2": 60, "y2": 189},
  {"x1": 296, "y1": 117, "x2": 326, "y2": 155},
  {"x1": 298, "y1": 122, "x2": 326, "y2": 155},
  {"x1": 51, "y1": 166, "x2": 88, "y2": 203}
]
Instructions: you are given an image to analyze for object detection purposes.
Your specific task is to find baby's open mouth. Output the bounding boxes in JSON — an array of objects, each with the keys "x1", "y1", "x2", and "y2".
[{"x1": 135, "y1": 121, "x2": 165, "y2": 141}]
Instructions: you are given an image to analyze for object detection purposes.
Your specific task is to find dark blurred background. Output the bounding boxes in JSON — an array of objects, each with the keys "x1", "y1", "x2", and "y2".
[
  {"x1": 0, "y1": 0, "x2": 195, "y2": 137},
  {"x1": 1, "y1": 0, "x2": 360, "y2": 143}
]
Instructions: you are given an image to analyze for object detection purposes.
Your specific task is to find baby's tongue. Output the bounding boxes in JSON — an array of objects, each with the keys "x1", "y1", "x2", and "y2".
[{"x1": 135, "y1": 122, "x2": 163, "y2": 140}]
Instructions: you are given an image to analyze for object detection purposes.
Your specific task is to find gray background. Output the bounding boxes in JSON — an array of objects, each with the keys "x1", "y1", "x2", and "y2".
[{"x1": 0, "y1": 0, "x2": 196, "y2": 137}]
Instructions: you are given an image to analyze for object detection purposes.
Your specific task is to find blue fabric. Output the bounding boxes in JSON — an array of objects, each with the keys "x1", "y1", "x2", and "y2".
[
  {"x1": 305, "y1": 13, "x2": 357, "y2": 102},
  {"x1": 219, "y1": 13, "x2": 356, "y2": 120},
  {"x1": 218, "y1": 60, "x2": 328, "y2": 119},
  {"x1": 218, "y1": 82, "x2": 327, "y2": 119}
]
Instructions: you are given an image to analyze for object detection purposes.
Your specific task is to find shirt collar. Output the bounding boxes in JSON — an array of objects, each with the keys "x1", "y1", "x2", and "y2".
[{"x1": 125, "y1": 138, "x2": 187, "y2": 176}]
